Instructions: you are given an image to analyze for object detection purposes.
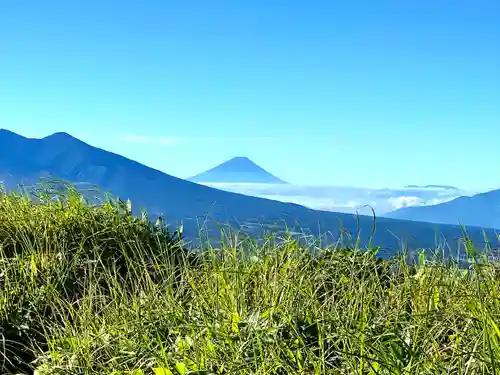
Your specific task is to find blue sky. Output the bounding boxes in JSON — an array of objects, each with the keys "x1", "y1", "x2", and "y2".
[{"x1": 1, "y1": 0, "x2": 499, "y2": 190}]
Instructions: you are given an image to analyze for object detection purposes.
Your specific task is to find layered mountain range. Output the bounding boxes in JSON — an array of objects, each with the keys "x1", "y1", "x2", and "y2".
[{"x1": 0, "y1": 129, "x2": 497, "y2": 258}]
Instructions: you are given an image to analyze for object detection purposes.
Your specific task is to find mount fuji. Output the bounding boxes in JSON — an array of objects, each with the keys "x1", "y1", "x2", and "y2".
[{"x1": 188, "y1": 156, "x2": 287, "y2": 184}]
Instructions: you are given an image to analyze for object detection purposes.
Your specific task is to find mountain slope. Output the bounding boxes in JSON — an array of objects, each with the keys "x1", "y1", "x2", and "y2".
[
  {"x1": 188, "y1": 156, "x2": 287, "y2": 184},
  {"x1": 0, "y1": 129, "x2": 497, "y2": 258},
  {"x1": 385, "y1": 189, "x2": 500, "y2": 229}
]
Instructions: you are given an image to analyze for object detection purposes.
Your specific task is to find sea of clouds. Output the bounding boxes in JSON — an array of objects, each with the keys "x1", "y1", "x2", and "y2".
[{"x1": 197, "y1": 183, "x2": 479, "y2": 216}]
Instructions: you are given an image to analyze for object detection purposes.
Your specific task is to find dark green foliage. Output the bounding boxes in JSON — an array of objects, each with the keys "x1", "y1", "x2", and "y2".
[{"x1": 0, "y1": 183, "x2": 187, "y2": 373}]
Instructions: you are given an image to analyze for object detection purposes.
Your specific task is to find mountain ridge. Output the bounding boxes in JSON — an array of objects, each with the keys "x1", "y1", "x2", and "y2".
[
  {"x1": 404, "y1": 184, "x2": 460, "y2": 191},
  {"x1": 0, "y1": 129, "x2": 498, "y2": 258}
]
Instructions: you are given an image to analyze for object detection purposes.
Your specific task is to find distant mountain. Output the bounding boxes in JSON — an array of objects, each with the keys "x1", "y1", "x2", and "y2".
[
  {"x1": 404, "y1": 185, "x2": 460, "y2": 191},
  {"x1": 385, "y1": 189, "x2": 500, "y2": 229},
  {"x1": 188, "y1": 156, "x2": 287, "y2": 184},
  {"x1": 0, "y1": 129, "x2": 497, "y2": 259}
]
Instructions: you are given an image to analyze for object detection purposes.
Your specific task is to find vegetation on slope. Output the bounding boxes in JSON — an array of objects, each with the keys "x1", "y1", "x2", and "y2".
[{"x1": 0, "y1": 184, "x2": 499, "y2": 374}]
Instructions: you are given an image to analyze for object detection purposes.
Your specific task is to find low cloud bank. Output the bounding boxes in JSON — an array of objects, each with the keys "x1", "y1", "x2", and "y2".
[{"x1": 197, "y1": 182, "x2": 473, "y2": 215}]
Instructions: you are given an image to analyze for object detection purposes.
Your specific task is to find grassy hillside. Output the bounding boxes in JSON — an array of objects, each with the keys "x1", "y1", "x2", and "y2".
[{"x1": 1, "y1": 186, "x2": 499, "y2": 374}]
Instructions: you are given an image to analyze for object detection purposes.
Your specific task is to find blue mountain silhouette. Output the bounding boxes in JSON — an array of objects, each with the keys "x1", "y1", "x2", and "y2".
[
  {"x1": 385, "y1": 189, "x2": 500, "y2": 229},
  {"x1": 188, "y1": 156, "x2": 287, "y2": 184},
  {"x1": 404, "y1": 185, "x2": 460, "y2": 191},
  {"x1": 0, "y1": 129, "x2": 497, "y2": 259}
]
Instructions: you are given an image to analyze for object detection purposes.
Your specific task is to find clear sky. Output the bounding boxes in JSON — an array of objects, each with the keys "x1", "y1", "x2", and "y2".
[{"x1": 1, "y1": 0, "x2": 499, "y2": 190}]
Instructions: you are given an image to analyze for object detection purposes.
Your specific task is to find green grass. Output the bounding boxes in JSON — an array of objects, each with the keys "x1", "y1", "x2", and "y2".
[{"x1": 0, "y1": 184, "x2": 499, "y2": 374}]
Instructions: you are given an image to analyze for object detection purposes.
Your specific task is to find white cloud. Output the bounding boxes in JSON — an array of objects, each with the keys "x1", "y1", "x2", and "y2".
[
  {"x1": 257, "y1": 195, "x2": 361, "y2": 211},
  {"x1": 120, "y1": 135, "x2": 179, "y2": 145},
  {"x1": 119, "y1": 135, "x2": 275, "y2": 146},
  {"x1": 425, "y1": 196, "x2": 459, "y2": 205},
  {"x1": 387, "y1": 196, "x2": 423, "y2": 210},
  {"x1": 345, "y1": 200, "x2": 361, "y2": 208},
  {"x1": 196, "y1": 182, "x2": 468, "y2": 215},
  {"x1": 387, "y1": 195, "x2": 461, "y2": 210}
]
